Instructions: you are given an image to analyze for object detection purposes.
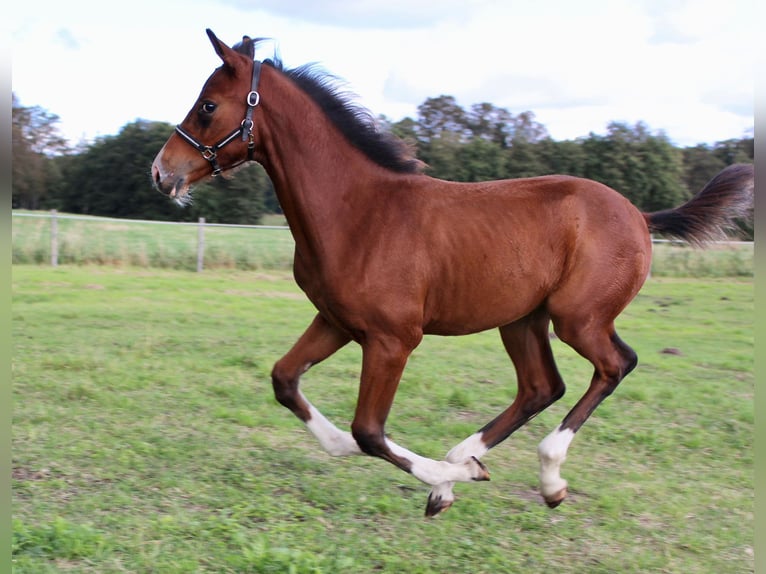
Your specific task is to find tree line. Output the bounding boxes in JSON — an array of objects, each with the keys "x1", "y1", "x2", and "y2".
[{"x1": 12, "y1": 93, "x2": 753, "y2": 237}]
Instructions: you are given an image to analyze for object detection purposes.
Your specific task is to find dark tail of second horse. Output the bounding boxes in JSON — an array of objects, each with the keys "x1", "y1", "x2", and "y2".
[{"x1": 644, "y1": 163, "x2": 753, "y2": 246}]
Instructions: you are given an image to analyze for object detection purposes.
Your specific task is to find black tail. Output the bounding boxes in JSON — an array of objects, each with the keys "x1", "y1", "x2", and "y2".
[{"x1": 644, "y1": 163, "x2": 754, "y2": 246}]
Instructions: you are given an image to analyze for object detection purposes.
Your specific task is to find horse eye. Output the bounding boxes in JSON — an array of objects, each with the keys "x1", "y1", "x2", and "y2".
[{"x1": 201, "y1": 102, "x2": 217, "y2": 114}]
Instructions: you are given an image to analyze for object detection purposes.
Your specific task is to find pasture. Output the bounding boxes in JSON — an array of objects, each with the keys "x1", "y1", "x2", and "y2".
[
  {"x1": 12, "y1": 265, "x2": 753, "y2": 573},
  {"x1": 11, "y1": 212, "x2": 754, "y2": 277}
]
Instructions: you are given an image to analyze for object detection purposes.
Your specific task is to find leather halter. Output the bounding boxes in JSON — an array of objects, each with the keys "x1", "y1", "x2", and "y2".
[{"x1": 174, "y1": 60, "x2": 262, "y2": 176}]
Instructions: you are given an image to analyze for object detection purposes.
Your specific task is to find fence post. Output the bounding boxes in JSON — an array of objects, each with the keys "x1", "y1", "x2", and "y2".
[
  {"x1": 197, "y1": 217, "x2": 205, "y2": 272},
  {"x1": 50, "y1": 209, "x2": 58, "y2": 267}
]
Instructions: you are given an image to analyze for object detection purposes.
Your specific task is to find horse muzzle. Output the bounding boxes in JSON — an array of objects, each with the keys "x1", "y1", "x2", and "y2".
[{"x1": 151, "y1": 160, "x2": 191, "y2": 203}]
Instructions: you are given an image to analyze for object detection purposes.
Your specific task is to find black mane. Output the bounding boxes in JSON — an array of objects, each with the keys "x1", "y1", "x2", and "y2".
[
  {"x1": 281, "y1": 65, "x2": 423, "y2": 174},
  {"x1": 236, "y1": 37, "x2": 423, "y2": 175}
]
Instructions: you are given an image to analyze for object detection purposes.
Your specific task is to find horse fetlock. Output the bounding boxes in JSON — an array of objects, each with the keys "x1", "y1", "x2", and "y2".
[
  {"x1": 540, "y1": 476, "x2": 568, "y2": 506},
  {"x1": 542, "y1": 484, "x2": 568, "y2": 508},
  {"x1": 468, "y1": 456, "x2": 490, "y2": 481}
]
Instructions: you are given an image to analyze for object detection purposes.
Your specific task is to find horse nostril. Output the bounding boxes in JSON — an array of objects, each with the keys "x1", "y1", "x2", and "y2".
[
  {"x1": 151, "y1": 164, "x2": 161, "y2": 185},
  {"x1": 151, "y1": 163, "x2": 170, "y2": 195}
]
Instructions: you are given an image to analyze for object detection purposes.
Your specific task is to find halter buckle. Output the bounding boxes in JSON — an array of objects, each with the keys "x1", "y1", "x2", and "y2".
[
  {"x1": 175, "y1": 59, "x2": 261, "y2": 175},
  {"x1": 201, "y1": 148, "x2": 217, "y2": 161}
]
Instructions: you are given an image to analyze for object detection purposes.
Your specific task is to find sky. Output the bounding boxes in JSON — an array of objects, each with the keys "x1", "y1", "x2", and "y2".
[{"x1": 11, "y1": 0, "x2": 755, "y2": 148}]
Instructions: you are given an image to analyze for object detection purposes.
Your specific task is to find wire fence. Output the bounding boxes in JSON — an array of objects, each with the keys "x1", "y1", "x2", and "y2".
[
  {"x1": 12, "y1": 211, "x2": 294, "y2": 272},
  {"x1": 12, "y1": 210, "x2": 754, "y2": 277}
]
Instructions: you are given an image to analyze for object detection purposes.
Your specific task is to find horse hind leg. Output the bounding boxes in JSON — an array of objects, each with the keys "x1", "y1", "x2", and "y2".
[
  {"x1": 427, "y1": 308, "x2": 566, "y2": 516},
  {"x1": 538, "y1": 321, "x2": 637, "y2": 508}
]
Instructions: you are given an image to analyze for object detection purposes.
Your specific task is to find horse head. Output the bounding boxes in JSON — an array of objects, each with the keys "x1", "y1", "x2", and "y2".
[{"x1": 152, "y1": 30, "x2": 261, "y2": 203}]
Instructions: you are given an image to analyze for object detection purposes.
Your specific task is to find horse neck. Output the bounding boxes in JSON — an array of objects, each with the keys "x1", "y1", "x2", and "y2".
[{"x1": 256, "y1": 74, "x2": 386, "y2": 260}]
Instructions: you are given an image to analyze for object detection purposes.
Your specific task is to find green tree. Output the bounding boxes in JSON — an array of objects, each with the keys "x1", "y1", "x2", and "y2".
[
  {"x1": 682, "y1": 144, "x2": 727, "y2": 195},
  {"x1": 420, "y1": 130, "x2": 464, "y2": 180},
  {"x1": 55, "y1": 120, "x2": 178, "y2": 219},
  {"x1": 415, "y1": 96, "x2": 470, "y2": 178},
  {"x1": 505, "y1": 139, "x2": 547, "y2": 178},
  {"x1": 12, "y1": 94, "x2": 69, "y2": 209},
  {"x1": 536, "y1": 138, "x2": 586, "y2": 176},
  {"x1": 503, "y1": 111, "x2": 549, "y2": 179},
  {"x1": 456, "y1": 138, "x2": 507, "y2": 181},
  {"x1": 466, "y1": 103, "x2": 513, "y2": 147},
  {"x1": 706, "y1": 137, "x2": 754, "y2": 239},
  {"x1": 579, "y1": 122, "x2": 685, "y2": 211},
  {"x1": 415, "y1": 95, "x2": 469, "y2": 145},
  {"x1": 389, "y1": 116, "x2": 420, "y2": 155},
  {"x1": 187, "y1": 164, "x2": 271, "y2": 224},
  {"x1": 56, "y1": 120, "x2": 271, "y2": 223},
  {"x1": 636, "y1": 132, "x2": 687, "y2": 212},
  {"x1": 508, "y1": 111, "x2": 548, "y2": 144},
  {"x1": 581, "y1": 122, "x2": 643, "y2": 200},
  {"x1": 712, "y1": 137, "x2": 753, "y2": 165}
]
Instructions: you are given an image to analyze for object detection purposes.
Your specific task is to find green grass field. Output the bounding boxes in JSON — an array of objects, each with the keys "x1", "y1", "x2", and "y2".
[
  {"x1": 12, "y1": 266, "x2": 753, "y2": 573},
  {"x1": 11, "y1": 212, "x2": 754, "y2": 277},
  {"x1": 12, "y1": 213, "x2": 294, "y2": 271}
]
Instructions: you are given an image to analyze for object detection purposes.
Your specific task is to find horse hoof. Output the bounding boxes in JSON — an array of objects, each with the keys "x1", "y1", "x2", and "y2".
[
  {"x1": 470, "y1": 456, "x2": 490, "y2": 481},
  {"x1": 543, "y1": 487, "x2": 568, "y2": 508},
  {"x1": 425, "y1": 493, "x2": 453, "y2": 517}
]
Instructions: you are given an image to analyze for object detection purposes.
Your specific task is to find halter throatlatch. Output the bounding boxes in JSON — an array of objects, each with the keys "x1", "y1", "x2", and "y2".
[{"x1": 175, "y1": 60, "x2": 262, "y2": 176}]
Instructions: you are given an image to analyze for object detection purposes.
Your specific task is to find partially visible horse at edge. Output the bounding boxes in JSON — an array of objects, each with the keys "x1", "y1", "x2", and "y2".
[{"x1": 151, "y1": 30, "x2": 753, "y2": 516}]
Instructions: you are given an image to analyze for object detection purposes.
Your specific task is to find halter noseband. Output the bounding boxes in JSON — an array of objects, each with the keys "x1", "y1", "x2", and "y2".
[{"x1": 174, "y1": 60, "x2": 262, "y2": 176}]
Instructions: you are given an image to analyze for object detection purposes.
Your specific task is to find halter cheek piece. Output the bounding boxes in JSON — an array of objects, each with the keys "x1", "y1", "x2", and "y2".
[{"x1": 174, "y1": 60, "x2": 262, "y2": 176}]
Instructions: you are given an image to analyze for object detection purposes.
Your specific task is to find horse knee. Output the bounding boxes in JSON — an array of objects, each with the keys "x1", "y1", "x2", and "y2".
[
  {"x1": 271, "y1": 364, "x2": 294, "y2": 403},
  {"x1": 271, "y1": 361, "x2": 311, "y2": 420}
]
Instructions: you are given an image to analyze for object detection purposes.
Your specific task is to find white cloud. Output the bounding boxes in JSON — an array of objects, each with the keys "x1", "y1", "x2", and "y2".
[
  {"x1": 11, "y1": 0, "x2": 754, "y2": 147},
  {"x1": 54, "y1": 28, "x2": 81, "y2": 50},
  {"x1": 215, "y1": 0, "x2": 496, "y2": 28}
]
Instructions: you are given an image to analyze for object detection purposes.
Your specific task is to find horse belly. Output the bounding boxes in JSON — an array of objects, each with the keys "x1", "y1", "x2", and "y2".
[
  {"x1": 419, "y1": 231, "x2": 566, "y2": 335},
  {"x1": 422, "y1": 278, "x2": 549, "y2": 336}
]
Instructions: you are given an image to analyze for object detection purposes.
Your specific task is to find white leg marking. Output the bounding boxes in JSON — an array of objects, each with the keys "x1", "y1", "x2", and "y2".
[
  {"x1": 538, "y1": 425, "x2": 575, "y2": 498},
  {"x1": 385, "y1": 437, "x2": 488, "y2": 486},
  {"x1": 427, "y1": 482, "x2": 456, "y2": 510},
  {"x1": 427, "y1": 432, "x2": 490, "y2": 510},
  {"x1": 445, "y1": 432, "x2": 489, "y2": 463},
  {"x1": 301, "y1": 394, "x2": 486, "y2": 486},
  {"x1": 303, "y1": 394, "x2": 361, "y2": 457}
]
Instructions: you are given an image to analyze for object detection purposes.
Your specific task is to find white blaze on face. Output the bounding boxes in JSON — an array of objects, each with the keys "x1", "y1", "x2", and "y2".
[{"x1": 538, "y1": 425, "x2": 575, "y2": 497}]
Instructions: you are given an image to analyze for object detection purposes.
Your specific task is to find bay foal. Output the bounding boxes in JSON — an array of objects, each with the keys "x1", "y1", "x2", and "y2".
[{"x1": 152, "y1": 31, "x2": 754, "y2": 516}]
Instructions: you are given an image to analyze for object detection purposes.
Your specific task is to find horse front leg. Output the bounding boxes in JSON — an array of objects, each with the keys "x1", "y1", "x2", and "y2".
[
  {"x1": 350, "y1": 334, "x2": 490, "y2": 494},
  {"x1": 271, "y1": 314, "x2": 360, "y2": 456}
]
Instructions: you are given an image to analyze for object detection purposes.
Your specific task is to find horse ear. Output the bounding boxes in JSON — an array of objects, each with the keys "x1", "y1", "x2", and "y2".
[
  {"x1": 235, "y1": 36, "x2": 256, "y2": 60},
  {"x1": 206, "y1": 29, "x2": 238, "y2": 67}
]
